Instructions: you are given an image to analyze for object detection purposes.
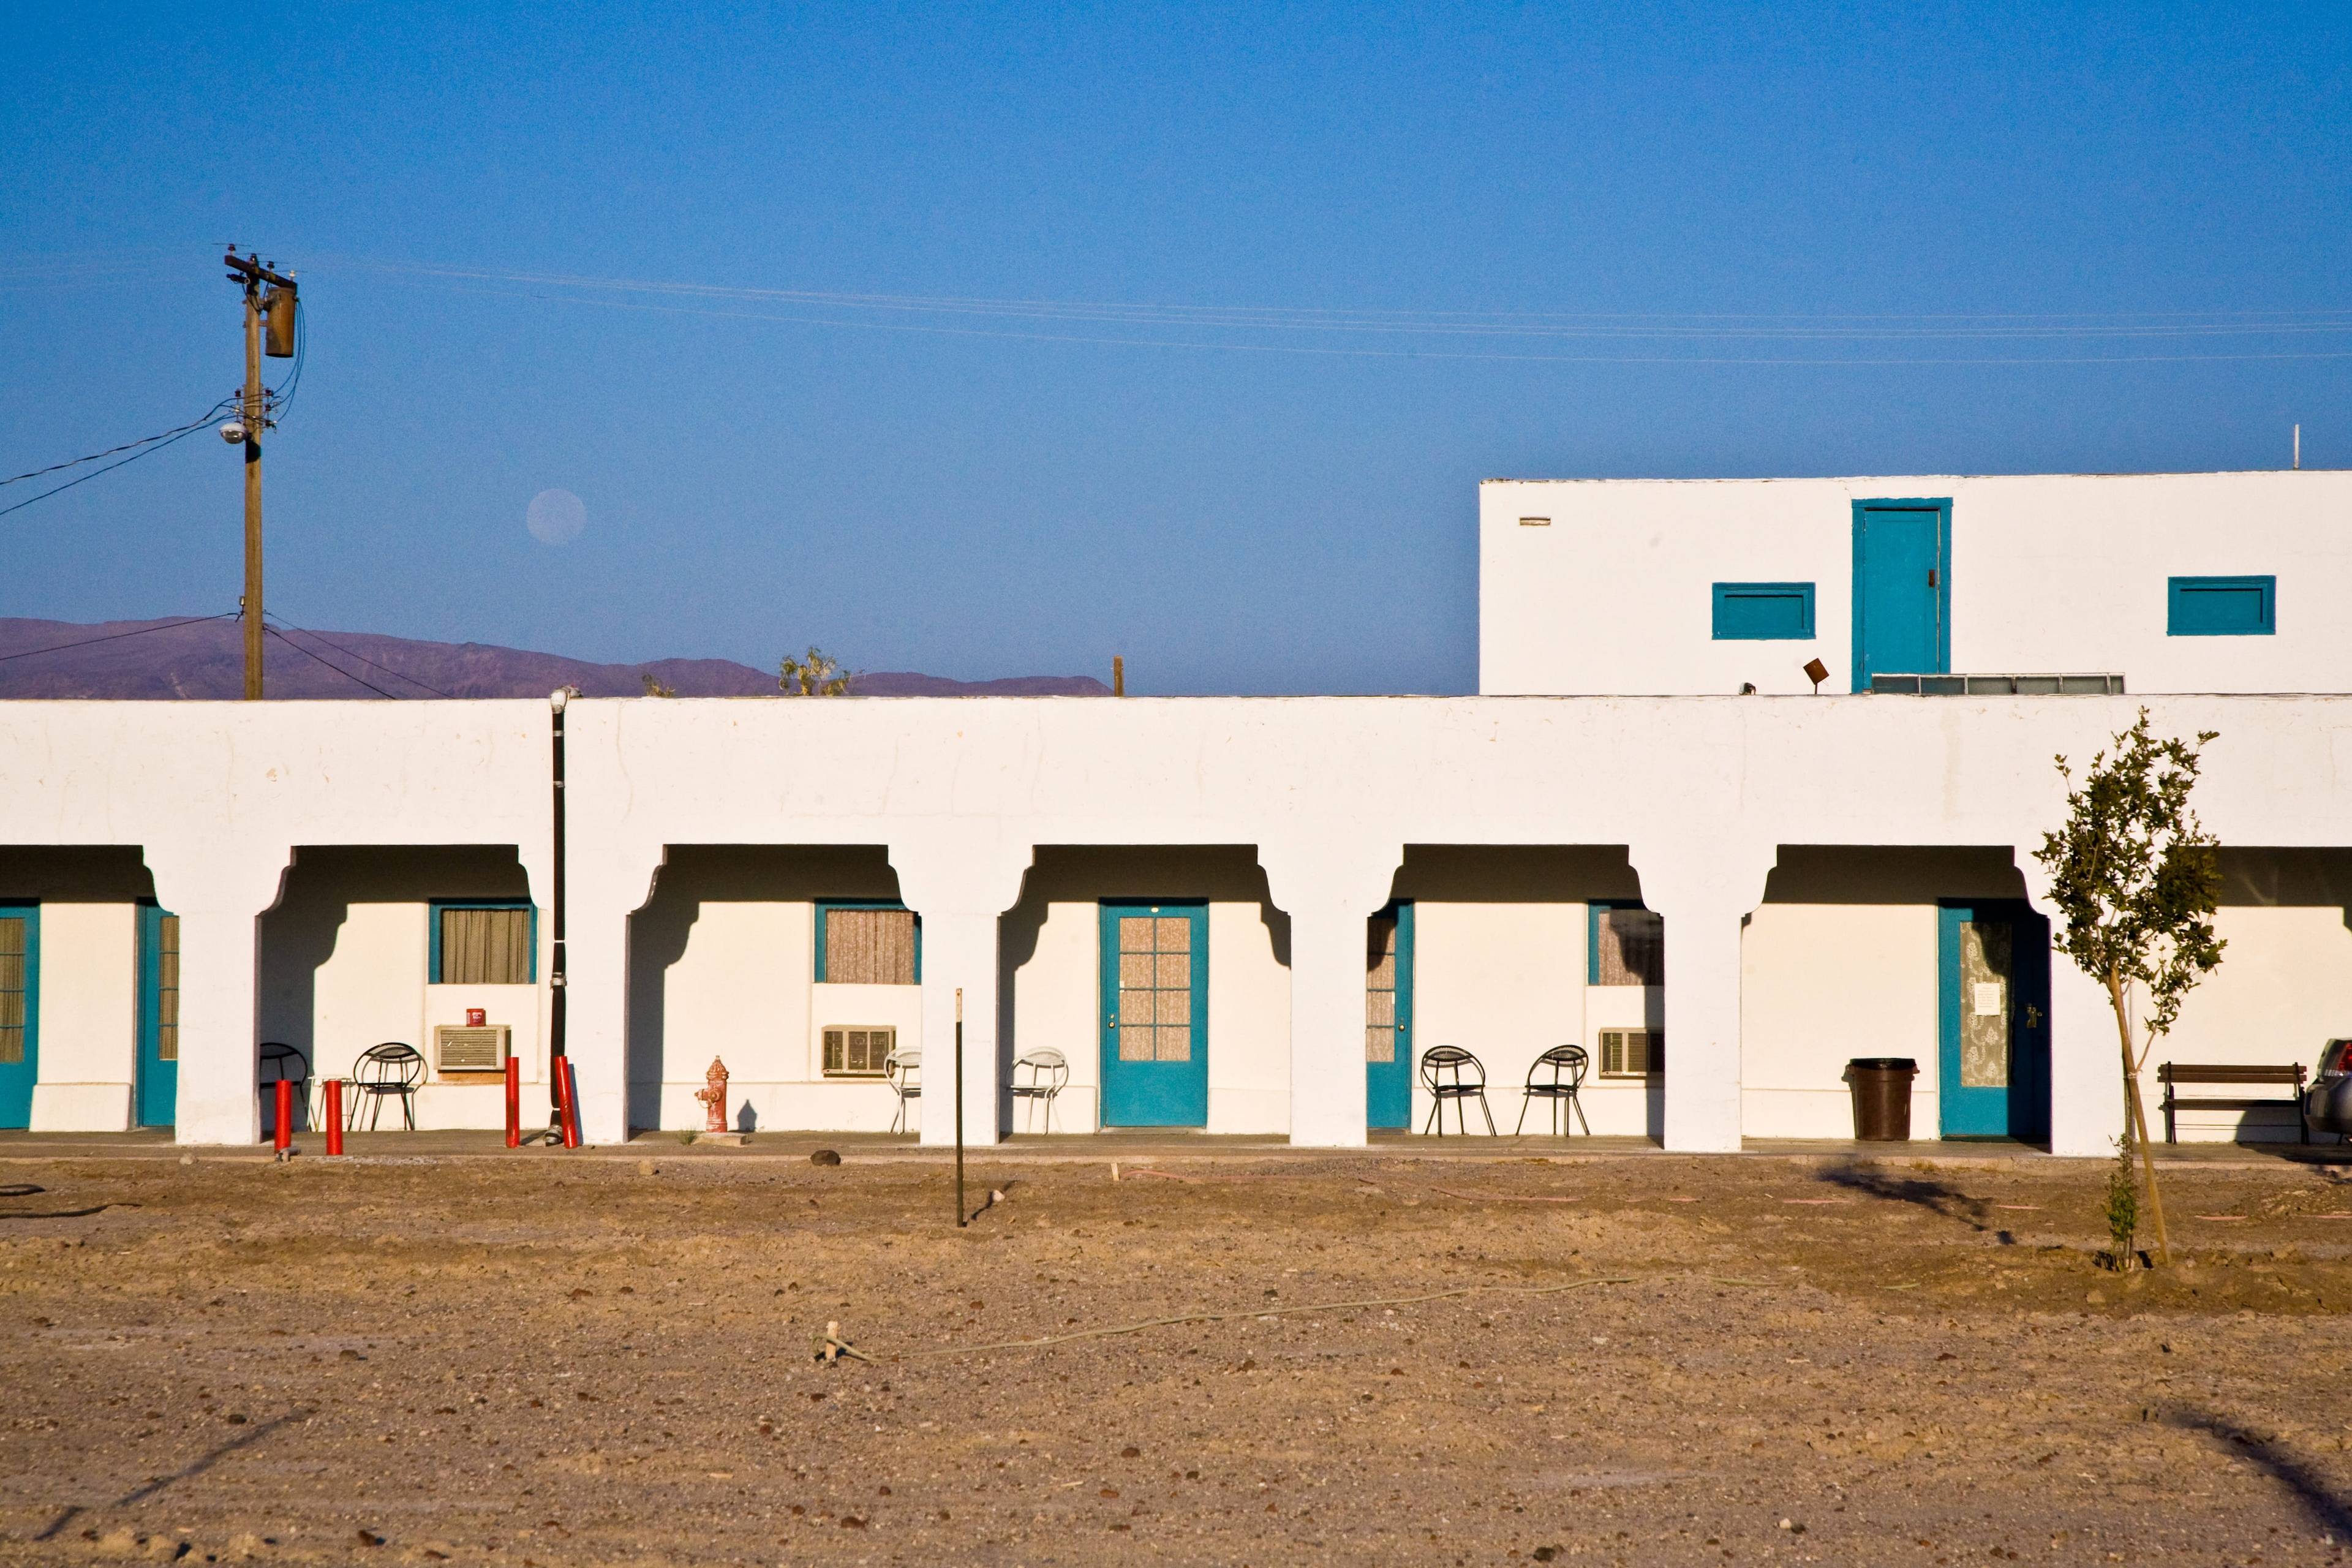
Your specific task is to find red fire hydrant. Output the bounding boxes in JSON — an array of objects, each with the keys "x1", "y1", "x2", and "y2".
[{"x1": 695, "y1": 1057, "x2": 730, "y2": 1134}]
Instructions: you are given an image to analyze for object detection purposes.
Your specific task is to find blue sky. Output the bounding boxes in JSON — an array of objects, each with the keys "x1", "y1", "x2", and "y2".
[{"x1": 3, "y1": 3, "x2": 2346, "y2": 693}]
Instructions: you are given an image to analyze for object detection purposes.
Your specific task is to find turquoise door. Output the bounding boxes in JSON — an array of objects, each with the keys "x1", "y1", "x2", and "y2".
[
  {"x1": 137, "y1": 905, "x2": 180, "y2": 1129},
  {"x1": 1938, "y1": 902, "x2": 2051, "y2": 1140},
  {"x1": 1852, "y1": 500, "x2": 1951, "y2": 688},
  {"x1": 1366, "y1": 903, "x2": 1414, "y2": 1130},
  {"x1": 1099, "y1": 902, "x2": 1208, "y2": 1128},
  {"x1": 0, "y1": 905, "x2": 36, "y2": 1129}
]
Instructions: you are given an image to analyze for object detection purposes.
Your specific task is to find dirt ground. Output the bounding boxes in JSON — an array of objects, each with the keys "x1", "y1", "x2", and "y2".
[{"x1": 3, "y1": 1148, "x2": 2351, "y2": 1567}]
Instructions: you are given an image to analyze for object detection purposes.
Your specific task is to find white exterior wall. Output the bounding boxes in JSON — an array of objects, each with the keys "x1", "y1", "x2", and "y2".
[
  {"x1": 28, "y1": 902, "x2": 138, "y2": 1132},
  {"x1": 1411, "y1": 902, "x2": 1663, "y2": 1136},
  {"x1": 2160, "y1": 903, "x2": 2352, "y2": 1142},
  {"x1": 1481, "y1": 471, "x2": 2352, "y2": 696},
  {"x1": 630, "y1": 902, "x2": 927, "y2": 1136},
  {"x1": 1203, "y1": 902, "x2": 1291, "y2": 1133},
  {"x1": 1002, "y1": 852, "x2": 1292, "y2": 1136},
  {"x1": 1, "y1": 693, "x2": 2347, "y2": 1153},
  {"x1": 269, "y1": 901, "x2": 548, "y2": 1131},
  {"x1": 1743, "y1": 905, "x2": 1939, "y2": 1139}
]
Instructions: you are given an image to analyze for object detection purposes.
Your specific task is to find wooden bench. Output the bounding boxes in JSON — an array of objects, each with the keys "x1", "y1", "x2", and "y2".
[{"x1": 2157, "y1": 1062, "x2": 2309, "y2": 1144}]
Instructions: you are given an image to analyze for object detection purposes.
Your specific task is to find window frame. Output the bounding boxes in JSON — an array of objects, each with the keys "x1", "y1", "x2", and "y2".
[
  {"x1": 1587, "y1": 900, "x2": 1664, "y2": 987},
  {"x1": 428, "y1": 899, "x2": 538, "y2": 985},
  {"x1": 813, "y1": 899, "x2": 922, "y2": 985},
  {"x1": 0, "y1": 902, "x2": 39, "y2": 1077},
  {"x1": 2166, "y1": 575, "x2": 2275, "y2": 637},
  {"x1": 821, "y1": 1024, "x2": 899, "y2": 1079},
  {"x1": 1598, "y1": 1027, "x2": 1664, "y2": 1080},
  {"x1": 1710, "y1": 581, "x2": 1817, "y2": 641}
]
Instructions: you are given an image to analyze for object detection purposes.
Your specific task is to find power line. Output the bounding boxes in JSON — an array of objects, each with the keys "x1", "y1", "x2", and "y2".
[
  {"x1": 0, "y1": 410, "x2": 233, "y2": 521},
  {"x1": 259, "y1": 622, "x2": 398, "y2": 698},
  {"x1": 0, "y1": 611, "x2": 238, "y2": 665},
  {"x1": 413, "y1": 280, "x2": 2352, "y2": 369},
  {"x1": 2, "y1": 398, "x2": 237, "y2": 488},
  {"x1": 345, "y1": 256, "x2": 2352, "y2": 347},
  {"x1": 263, "y1": 612, "x2": 453, "y2": 697}
]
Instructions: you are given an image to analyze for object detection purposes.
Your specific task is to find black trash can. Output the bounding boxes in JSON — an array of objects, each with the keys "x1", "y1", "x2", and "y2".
[{"x1": 1845, "y1": 1058, "x2": 1919, "y2": 1141}]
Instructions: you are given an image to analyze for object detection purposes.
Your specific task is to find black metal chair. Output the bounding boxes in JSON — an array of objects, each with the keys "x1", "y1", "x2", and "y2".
[
  {"x1": 349, "y1": 1042, "x2": 425, "y2": 1131},
  {"x1": 1419, "y1": 1046, "x2": 1496, "y2": 1136},
  {"x1": 257, "y1": 1041, "x2": 312, "y2": 1134},
  {"x1": 1517, "y1": 1043, "x2": 1593, "y2": 1136}
]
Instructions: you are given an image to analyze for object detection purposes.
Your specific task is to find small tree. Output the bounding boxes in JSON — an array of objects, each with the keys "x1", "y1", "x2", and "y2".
[
  {"x1": 2034, "y1": 709, "x2": 2225, "y2": 1268},
  {"x1": 640, "y1": 673, "x2": 677, "y2": 698},
  {"x1": 778, "y1": 646, "x2": 853, "y2": 696}
]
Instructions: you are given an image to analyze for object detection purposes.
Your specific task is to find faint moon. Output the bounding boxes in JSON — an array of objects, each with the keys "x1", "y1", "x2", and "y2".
[{"x1": 527, "y1": 488, "x2": 586, "y2": 545}]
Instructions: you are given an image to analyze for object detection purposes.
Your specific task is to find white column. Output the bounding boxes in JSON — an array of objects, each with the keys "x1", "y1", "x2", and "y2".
[
  {"x1": 564, "y1": 840, "x2": 664, "y2": 1146},
  {"x1": 1259, "y1": 839, "x2": 1403, "y2": 1149},
  {"x1": 1631, "y1": 840, "x2": 1776, "y2": 1154},
  {"x1": 2019, "y1": 858, "x2": 2123, "y2": 1158},
  {"x1": 892, "y1": 835, "x2": 1034, "y2": 1148},
  {"x1": 146, "y1": 843, "x2": 287, "y2": 1147}
]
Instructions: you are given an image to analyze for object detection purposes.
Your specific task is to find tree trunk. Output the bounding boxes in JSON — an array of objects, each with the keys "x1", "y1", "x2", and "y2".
[{"x1": 2107, "y1": 971, "x2": 2173, "y2": 1265}]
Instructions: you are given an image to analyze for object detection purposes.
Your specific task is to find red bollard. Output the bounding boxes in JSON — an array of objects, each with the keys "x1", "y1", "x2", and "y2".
[
  {"x1": 559, "y1": 1058, "x2": 582, "y2": 1148},
  {"x1": 503, "y1": 1057, "x2": 521, "y2": 1148},
  {"x1": 272, "y1": 1079, "x2": 293, "y2": 1151},
  {"x1": 323, "y1": 1079, "x2": 344, "y2": 1156}
]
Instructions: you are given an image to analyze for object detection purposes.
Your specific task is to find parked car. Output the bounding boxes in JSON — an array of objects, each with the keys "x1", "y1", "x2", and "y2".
[{"x1": 2304, "y1": 1039, "x2": 2352, "y2": 1137}]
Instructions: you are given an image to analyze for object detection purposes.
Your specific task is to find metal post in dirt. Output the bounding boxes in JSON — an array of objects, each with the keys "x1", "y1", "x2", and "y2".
[
  {"x1": 547, "y1": 688, "x2": 570, "y2": 1144},
  {"x1": 954, "y1": 986, "x2": 966, "y2": 1228}
]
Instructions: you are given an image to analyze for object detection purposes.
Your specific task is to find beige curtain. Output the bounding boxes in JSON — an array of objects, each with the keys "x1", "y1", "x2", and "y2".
[
  {"x1": 440, "y1": 907, "x2": 533, "y2": 986},
  {"x1": 156, "y1": 915, "x2": 180, "y2": 1062},
  {"x1": 0, "y1": 917, "x2": 23, "y2": 1066},
  {"x1": 826, "y1": 908, "x2": 917, "y2": 986}
]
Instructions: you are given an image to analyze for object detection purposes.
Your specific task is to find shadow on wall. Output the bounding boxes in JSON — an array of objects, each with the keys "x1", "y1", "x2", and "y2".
[
  {"x1": 625, "y1": 845, "x2": 901, "y2": 1133},
  {"x1": 0, "y1": 846, "x2": 156, "y2": 903},
  {"x1": 257, "y1": 845, "x2": 530, "y2": 1078},
  {"x1": 1759, "y1": 846, "x2": 2028, "y2": 905},
  {"x1": 997, "y1": 845, "x2": 1287, "y2": 1135}
]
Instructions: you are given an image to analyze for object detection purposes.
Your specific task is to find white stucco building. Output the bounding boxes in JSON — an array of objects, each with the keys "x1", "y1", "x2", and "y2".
[{"x1": 3, "y1": 469, "x2": 2346, "y2": 1153}]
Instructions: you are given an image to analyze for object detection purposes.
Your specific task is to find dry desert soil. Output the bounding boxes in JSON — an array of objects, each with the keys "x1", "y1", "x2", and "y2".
[{"x1": 2, "y1": 1148, "x2": 2350, "y2": 1566}]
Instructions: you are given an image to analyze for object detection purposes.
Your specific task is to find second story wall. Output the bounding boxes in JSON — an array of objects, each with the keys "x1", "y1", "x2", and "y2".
[{"x1": 1480, "y1": 470, "x2": 2352, "y2": 695}]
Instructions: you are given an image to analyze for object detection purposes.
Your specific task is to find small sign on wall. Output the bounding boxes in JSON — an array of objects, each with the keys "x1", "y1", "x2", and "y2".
[{"x1": 1972, "y1": 982, "x2": 2004, "y2": 1018}]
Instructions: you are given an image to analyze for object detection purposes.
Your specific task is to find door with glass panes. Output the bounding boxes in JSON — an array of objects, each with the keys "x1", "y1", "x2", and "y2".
[
  {"x1": 1937, "y1": 901, "x2": 2051, "y2": 1139},
  {"x1": 1098, "y1": 902, "x2": 1208, "y2": 1127},
  {"x1": 0, "y1": 905, "x2": 33, "y2": 1129},
  {"x1": 137, "y1": 905, "x2": 179, "y2": 1128},
  {"x1": 1366, "y1": 903, "x2": 1414, "y2": 1129}
]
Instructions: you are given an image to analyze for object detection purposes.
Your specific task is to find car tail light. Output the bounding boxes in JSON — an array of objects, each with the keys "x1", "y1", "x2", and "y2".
[{"x1": 2323, "y1": 1040, "x2": 2352, "y2": 1077}]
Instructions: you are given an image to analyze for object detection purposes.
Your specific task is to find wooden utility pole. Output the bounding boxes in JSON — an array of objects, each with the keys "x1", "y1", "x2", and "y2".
[{"x1": 223, "y1": 250, "x2": 298, "y2": 700}]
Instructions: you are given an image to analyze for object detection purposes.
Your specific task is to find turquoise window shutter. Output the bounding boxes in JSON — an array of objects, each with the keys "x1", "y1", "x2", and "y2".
[
  {"x1": 1711, "y1": 582, "x2": 1816, "y2": 640},
  {"x1": 2167, "y1": 575, "x2": 2275, "y2": 636}
]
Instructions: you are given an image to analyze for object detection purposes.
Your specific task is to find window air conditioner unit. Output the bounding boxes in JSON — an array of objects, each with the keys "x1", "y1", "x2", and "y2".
[
  {"x1": 1599, "y1": 1028, "x2": 1662, "y2": 1079},
  {"x1": 434, "y1": 1024, "x2": 511, "y2": 1072},
  {"x1": 823, "y1": 1025, "x2": 895, "y2": 1078}
]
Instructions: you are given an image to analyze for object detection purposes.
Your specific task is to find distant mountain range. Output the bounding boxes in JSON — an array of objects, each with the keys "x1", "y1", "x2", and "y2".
[{"x1": 0, "y1": 616, "x2": 1112, "y2": 700}]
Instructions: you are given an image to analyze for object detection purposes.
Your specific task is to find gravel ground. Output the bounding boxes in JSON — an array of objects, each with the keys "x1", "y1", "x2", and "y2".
[{"x1": 2, "y1": 1150, "x2": 2349, "y2": 1566}]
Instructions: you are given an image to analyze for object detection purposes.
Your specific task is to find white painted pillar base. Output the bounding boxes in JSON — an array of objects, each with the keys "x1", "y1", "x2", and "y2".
[
  {"x1": 1261, "y1": 839, "x2": 1402, "y2": 1149},
  {"x1": 146, "y1": 846, "x2": 286, "y2": 1147},
  {"x1": 911, "y1": 911, "x2": 1001, "y2": 1148},
  {"x1": 892, "y1": 835, "x2": 1034, "y2": 1150},
  {"x1": 1632, "y1": 841, "x2": 1776, "y2": 1155},
  {"x1": 567, "y1": 843, "x2": 665, "y2": 1147}
]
